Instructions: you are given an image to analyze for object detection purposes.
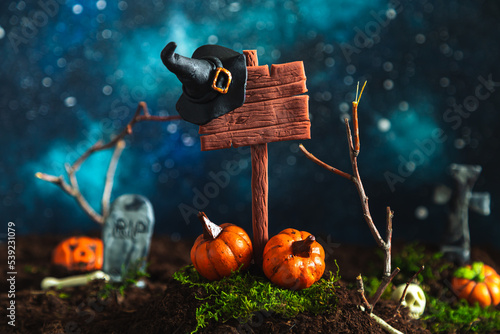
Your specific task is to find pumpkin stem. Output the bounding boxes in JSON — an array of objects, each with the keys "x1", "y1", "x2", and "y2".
[
  {"x1": 198, "y1": 212, "x2": 223, "y2": 240},
  {"x1": 454, "y1": 261, "x2": 485, "y2": 282},
  {"x1": 292, "y1": 235, "x2": 315, "y2": 257}
]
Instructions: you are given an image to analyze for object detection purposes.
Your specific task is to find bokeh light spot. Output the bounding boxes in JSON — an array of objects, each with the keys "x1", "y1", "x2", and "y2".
[
  {"x1": 386, "y1": 8, "x2": 397, "y2": 20},
  {"x1": 415, "y1": 33, "x2": 426, "y2": 44},
  {"x1": 383, "y1": 79, "x2": 394, "y2": 90},
  {"x1": 64, "y1": 96, "x2": 77, "y2": 107},
  {"x1": 398, "y1": 101, "x2": 409, "y2": 111},
  {"x1": 72, "y1": 4, "x2": 83, "y2": 15},
  {"x1": 377, "y1": 118, "x2": 391, "y2": 132},
  {"x1": 415, "y1": 206, "x2": 428, "y2": 220},
  {"x1": 96, "y1": 0, "x2": 107, "y2": 10}
]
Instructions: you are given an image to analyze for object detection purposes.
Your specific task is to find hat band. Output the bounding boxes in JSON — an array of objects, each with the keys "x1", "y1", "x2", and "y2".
[
  {"x1": 182, "y1": 84, "x2": 218, "y2": 104},
  {"x1": 181, "y1": 56, "x2": 232, "y2": 104}
]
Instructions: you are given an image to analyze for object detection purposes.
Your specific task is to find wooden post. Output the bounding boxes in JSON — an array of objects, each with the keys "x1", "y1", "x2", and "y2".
[
  {"x1": 198, "y1": 50, "x2": 310, "y2": 267},
  {"x1": 243, "y1": 50, "x2": 268, "y2": 265}
]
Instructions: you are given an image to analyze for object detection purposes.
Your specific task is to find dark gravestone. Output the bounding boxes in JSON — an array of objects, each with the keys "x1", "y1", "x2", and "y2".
[
  {"x1": 441, "y1": 164, "x2": 490, "y2": 265},
  {"x1": 102, "y1": 194, "x2": 155, "y2": 282}
]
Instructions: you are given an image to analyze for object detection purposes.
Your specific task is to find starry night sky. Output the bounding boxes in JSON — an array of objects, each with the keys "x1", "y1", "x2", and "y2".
[{"x1": 1, "y1": 0, "x2": 499, "y2": 249}]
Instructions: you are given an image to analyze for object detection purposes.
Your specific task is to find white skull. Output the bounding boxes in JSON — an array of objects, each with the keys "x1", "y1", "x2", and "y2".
[{"x1": 391, "y1": 283, "x2": 426, "y2": 319}]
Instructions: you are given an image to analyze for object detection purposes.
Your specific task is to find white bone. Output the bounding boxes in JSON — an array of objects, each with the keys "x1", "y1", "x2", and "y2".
[
  {"x1": 41, "y1": 270, "x2": 110, "y2": 290},
  {"x1": 391, "y1": 283, "x2": 426, "y2": 319}
]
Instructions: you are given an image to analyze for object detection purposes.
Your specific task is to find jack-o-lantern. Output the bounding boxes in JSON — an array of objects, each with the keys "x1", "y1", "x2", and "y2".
[{"x1": 52, "y1": 236, "x2": 103, "y2": 272}]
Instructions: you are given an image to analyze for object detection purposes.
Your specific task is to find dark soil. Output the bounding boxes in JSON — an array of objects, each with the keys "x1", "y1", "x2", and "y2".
[{"x1": 1, "y1": 235, "x2": 499, "y2": 333}]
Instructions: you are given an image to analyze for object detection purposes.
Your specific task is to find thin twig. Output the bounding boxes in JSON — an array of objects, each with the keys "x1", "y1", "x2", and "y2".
[
  {"x1": 356, "y1": 274, "x2": 372, "y2": 312},
  {"x1": 385, "y1": 207, "x2": 394, "y2": 276},
  {"x1": 300, "y1": 82, "x2": 400, "y2": 315},
  {"x1": 66, "y1": 163, "x2": 104, "y2": 224},
  {"x1": 393, "y1": 265, "x2": 425, "y2": 317},
  {"x1": 352, "y1": 101, "x2": 359, "y2": 155},
  {"x1": 36, "y1": 102, "x2": 182, "y2": 224},
  {"x1": 102, "y1": 139, "x2": 126, "y2": 219},
  {"x1": 345, "y1": 119, "x2": 385, "y2": 248},
  {"x1": 72, "y1": 102, "x2": 181, "y2": 171},
  {"x1": 35, "y1": 173, "x2": 73, "y2": 195},
  {"x1": 370, "y1": 267, "x2": 400, "y2": 312},
  {"x1": 352, "y1": 81, "x2": 366, "y2": 155},
  {"x1": 298, "y1": 144, "x2": 352, "y2": 180},
  {"x1": 359, "y1": 305, "x2": 404, "y2": 334}
]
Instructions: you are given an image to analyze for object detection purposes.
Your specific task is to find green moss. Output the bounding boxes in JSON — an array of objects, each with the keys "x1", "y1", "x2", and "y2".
[
  {"x1": 361, "y1": 275, "x2": 393, "y2": 299},
  {"x1": 391, "y1": 242, "x2": 452, "y2": 282},
  {"x1": 58, "y1": 292, "x2": 71, "y2": 299},
  {"x1": 382, "y1": 243, "x2": 500, "y2": 332},
  {"x1": 173, "y1": 263, "x2": 340, "y2": 333},
  {"x1": 422, "y1": 297, "x2": 500, "y2": 333}
]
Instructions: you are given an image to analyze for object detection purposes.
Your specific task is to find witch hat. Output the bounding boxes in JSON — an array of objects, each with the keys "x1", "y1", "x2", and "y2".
[{"x1": 161, "y1": 42, "x2": 247, "y2": 125}]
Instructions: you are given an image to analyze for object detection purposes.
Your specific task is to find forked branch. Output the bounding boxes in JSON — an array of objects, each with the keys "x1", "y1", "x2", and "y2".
[
  {"x1": 300, "y1": 81, "x2": 398, "y2": 313},
  {"x1": 36, "y1": 102, "x2": 181, "y2": 224}
]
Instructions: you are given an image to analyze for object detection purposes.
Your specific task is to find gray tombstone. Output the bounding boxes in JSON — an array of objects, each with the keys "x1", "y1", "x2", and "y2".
[
  {"x1": 441, "y1": 164, "x2": 490, "y2": 265},
  {"x1": 102, "y1": 194, "x2": 155, "y2": 282}
]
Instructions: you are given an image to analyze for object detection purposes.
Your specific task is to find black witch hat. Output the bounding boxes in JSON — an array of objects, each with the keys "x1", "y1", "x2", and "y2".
[{"x1": 161, "y1": 42, "x2": 247, "y2": 125}]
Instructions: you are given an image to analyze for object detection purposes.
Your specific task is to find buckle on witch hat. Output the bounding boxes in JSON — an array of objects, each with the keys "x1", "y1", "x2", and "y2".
[
  {"x1": 211, "y1": 67, "x2": 232, "y2": 94},
  {"x1": 161, "y1": 41, "x2": 247, "y2": 125}
]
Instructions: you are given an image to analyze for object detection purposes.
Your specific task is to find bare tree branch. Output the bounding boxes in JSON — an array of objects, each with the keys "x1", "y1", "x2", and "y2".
[
  {"x1": 299, "y1": 144, "x2": 352, "y2": 180},
  {"x1": 65, "y1": 162, "x2": 104, "y2": 224},
  {"x1": 299, "y1": 82, "x2": 398, "y2": 314},
  {"x1": 371, "y1": 267, "x2": 400, "y2": 312},
  {"x1": 102, "y1": 139, "x2": 126, "y2": 218},
  {"x1": 356, "y1": 274, "x2": 372, "y2": 311},
  {"x1": 345, "y1": 118, "x2": 386, "y2": 249},
  {"x1": 36, "y1": 102, "x2": 182, "y2": 225}
]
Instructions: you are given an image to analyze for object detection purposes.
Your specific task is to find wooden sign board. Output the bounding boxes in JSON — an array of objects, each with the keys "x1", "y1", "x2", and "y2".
[
  {"x1": 199, "y1": 60, "x2": 310, "y2": 151},
  {"x1": 197, "y1": 51, "x2": 310, "y2": 264}
]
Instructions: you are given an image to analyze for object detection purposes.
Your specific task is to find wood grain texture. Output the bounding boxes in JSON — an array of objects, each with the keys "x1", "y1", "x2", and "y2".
[
  {"x1": 198, "y1": 60, "x2": 310, "y2": 151},
  {"x1": 251, "y1": 143, "x2": 268, "y2": 264},
  {"x1": 200, "y1": 121, "x2": 311, "y2": 150},
  {"x1": 245, "y1": 79, "x2": 307, "y2": 104},
  {"x1": 246, "y1": 61, "x2": 306, "y2": 89},
  {"x1": 199, "y1": 95, "x2": 309, "y2": 134},
  {"x1": 243, "y1": 50, "x2": 258, "y2": 67}
]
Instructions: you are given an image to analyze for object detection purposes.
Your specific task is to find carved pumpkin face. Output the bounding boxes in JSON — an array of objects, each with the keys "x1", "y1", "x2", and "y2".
[{"x1": 52, "y1": 236, "x2": 103, "y2": 272}]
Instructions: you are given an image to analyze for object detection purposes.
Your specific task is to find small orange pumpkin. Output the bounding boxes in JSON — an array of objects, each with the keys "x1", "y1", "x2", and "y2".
[
  {"x1": 263, "y1": 228, "x2": 325, "y2": 290},
  {"x1": 451, "y1": 262, "x2": 500, "y2": 308},
  {"x1": 52, "y1": 236, "x2": 103, "y2": 272},
  {"x1": 190, "y1": 212, "x2": 253, "y2": 281}
]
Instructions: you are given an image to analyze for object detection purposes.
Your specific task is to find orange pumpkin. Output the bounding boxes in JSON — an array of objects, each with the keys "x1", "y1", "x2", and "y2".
[
  {"x1": 52, "y1": 236, "x2": 103, "y2": 272},
  {"x1": 451, "y1": 262, "x2": 500, "y2": 308},
  {"x1": 190, "y1": 212, "x2": 253, "y2": 280},
  {"x1": 263, "y1": 228, "x2": 325, "y2": 290}
]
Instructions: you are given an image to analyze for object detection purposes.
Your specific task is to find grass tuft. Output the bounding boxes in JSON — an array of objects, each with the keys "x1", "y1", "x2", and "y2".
[{"x1": 98, "y1": 260, "x2": 150, "y2": 299}]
